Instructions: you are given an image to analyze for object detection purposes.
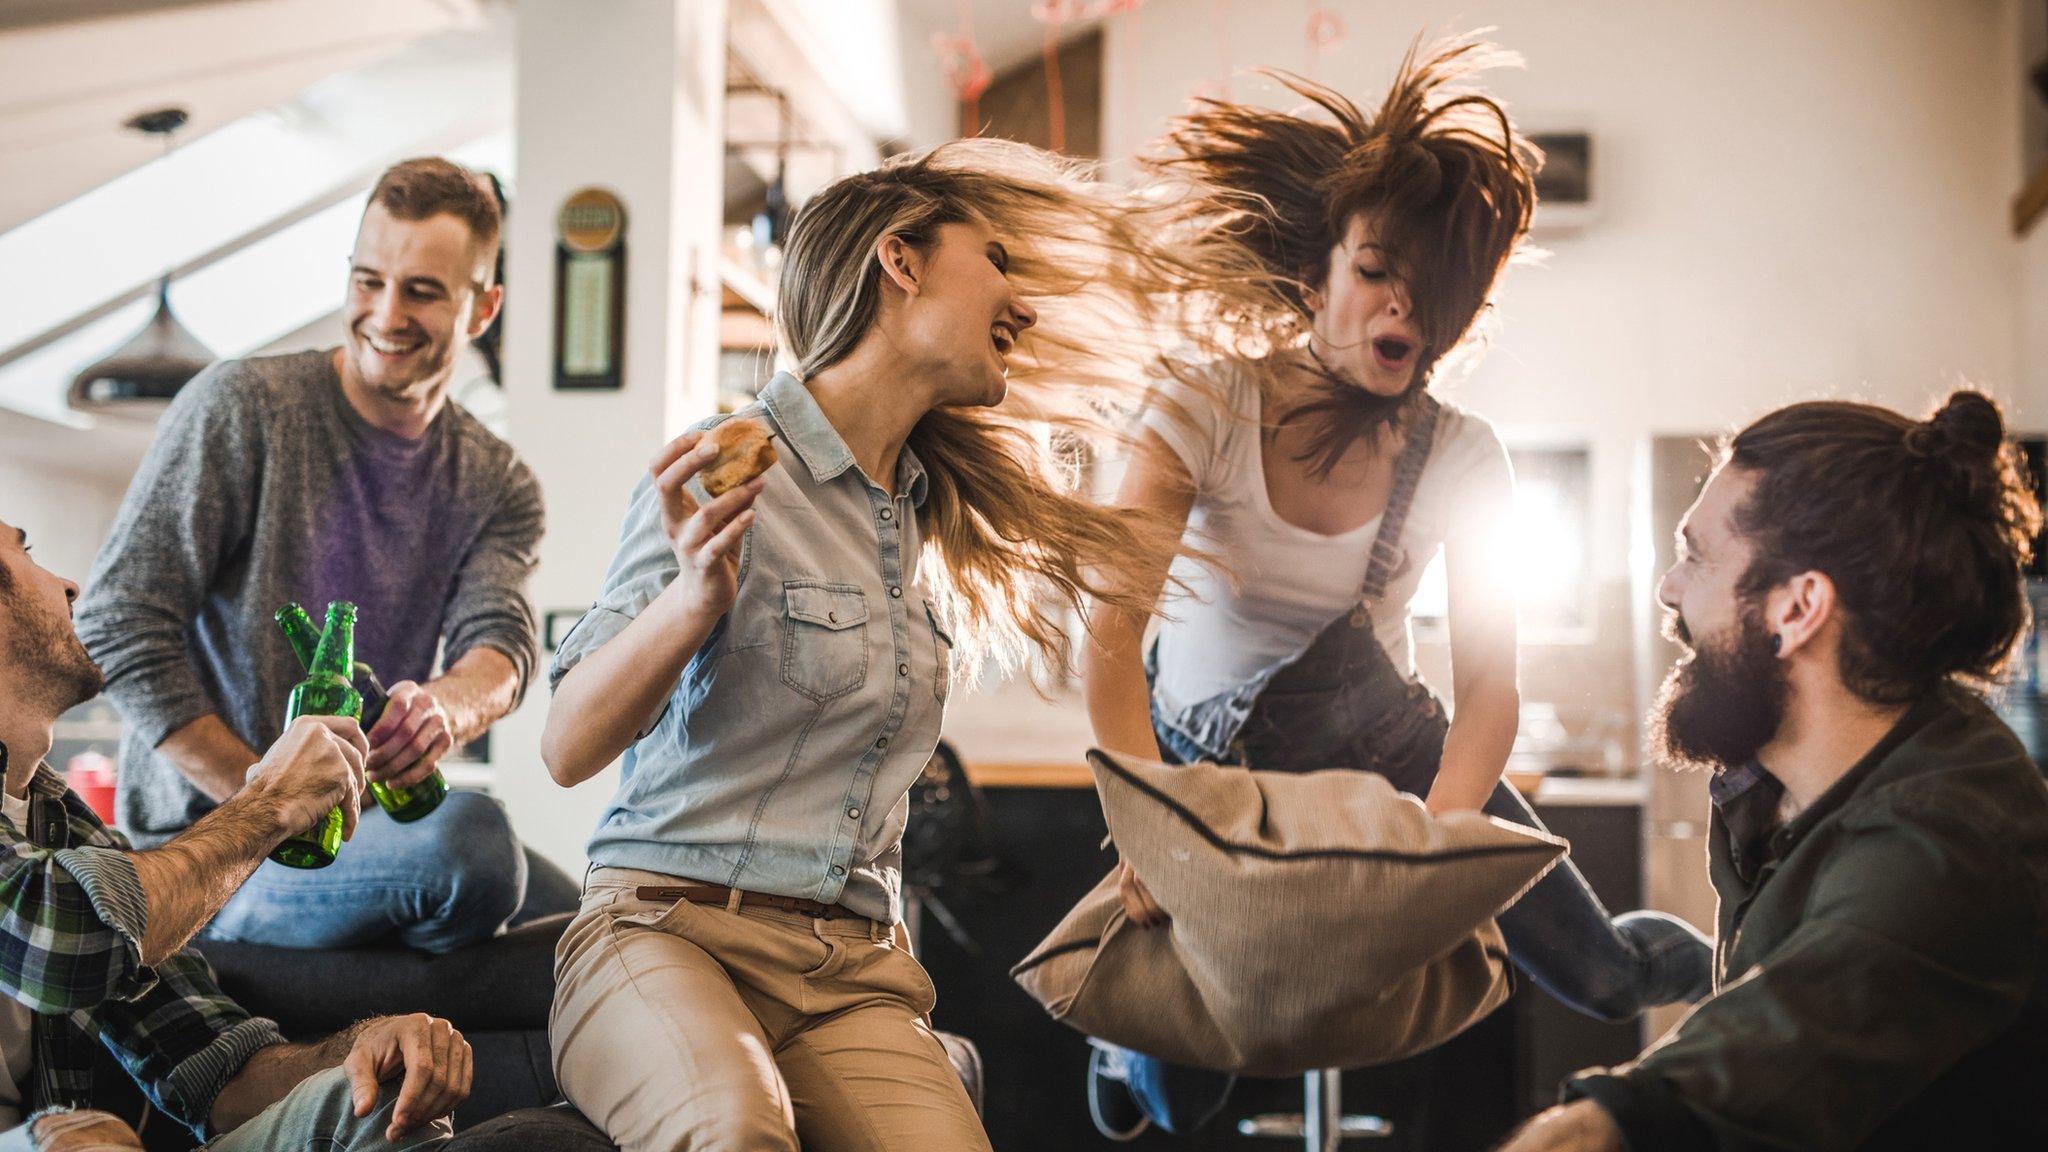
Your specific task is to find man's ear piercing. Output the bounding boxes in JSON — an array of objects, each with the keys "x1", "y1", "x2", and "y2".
[{"x1": 1769, "y1": 634, "x2": 1783, "y2": 655}]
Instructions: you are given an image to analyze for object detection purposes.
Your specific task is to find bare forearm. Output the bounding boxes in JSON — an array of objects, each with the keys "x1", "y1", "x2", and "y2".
[
  {"x1": 427, "y1": 648, "x2": 520, "y2": 747},
  {"x1": 128, "y1": 787, "x2": 294, "y2": 963},
  {"x1": 1082, "y1": 615, "x2": 1165, "y2": 763},
  {"x1": 154, "y1": 715, "x2": 261, "y2": 803},
  {"x1": 210, "y1": 1025, "x2": 365, "y2": 1132},
  {"x1": 543, "y1": 585, "x2": 721, "y2": 786},
  {"x1": 1428, "y1": 679, "x2": 1518, "y2": 814}
]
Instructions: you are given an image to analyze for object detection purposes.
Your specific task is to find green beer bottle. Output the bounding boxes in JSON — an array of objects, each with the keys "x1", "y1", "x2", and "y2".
[
  {"x1": 274, "y1": 603, "x2": 447, "y2": 823},
  {"x1": 268, "y1": 602, "x2": 359, "y2": 869},
  {"x1": 274, "y1": 602, "x2": 323, "y2": 670}
]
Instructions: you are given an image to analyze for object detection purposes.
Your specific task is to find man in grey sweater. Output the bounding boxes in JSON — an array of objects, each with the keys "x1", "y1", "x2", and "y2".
[{"x1": 76, "y1": 157, "x2": 570, "y2": 954}]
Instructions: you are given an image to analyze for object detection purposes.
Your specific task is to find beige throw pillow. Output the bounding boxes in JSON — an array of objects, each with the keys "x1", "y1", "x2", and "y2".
[{"x1": 1012, "y1": 750, "x2": 1568, "y2": 1076}]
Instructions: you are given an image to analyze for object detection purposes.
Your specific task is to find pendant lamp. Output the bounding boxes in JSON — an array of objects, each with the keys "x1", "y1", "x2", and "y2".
[{"x1": 69, "y1": 107, "x2": 215, "y2": 415}]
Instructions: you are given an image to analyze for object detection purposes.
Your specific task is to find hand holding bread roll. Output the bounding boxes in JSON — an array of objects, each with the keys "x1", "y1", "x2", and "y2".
[{"x1": 700, "y1": 417, "x2": 779, "y2": 496}]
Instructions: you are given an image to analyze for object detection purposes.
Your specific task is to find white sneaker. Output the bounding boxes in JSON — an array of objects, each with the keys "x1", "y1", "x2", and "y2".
[{"x1": 1086, "y1": 1040, "x2": 1153, "y2": 1142}]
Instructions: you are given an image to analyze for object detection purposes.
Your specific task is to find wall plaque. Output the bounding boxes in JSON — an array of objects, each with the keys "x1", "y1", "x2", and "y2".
[{"x1": 554, "y1": 188, "x2": 627, "y2": 390}]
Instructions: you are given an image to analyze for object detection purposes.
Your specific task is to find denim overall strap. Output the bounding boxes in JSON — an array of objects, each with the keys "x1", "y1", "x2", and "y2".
[
  {"x1": 1154, "y1": 394, "x2": 1448, "y2": 767},
  {"x1": 1356, "y1": 392, "x2": 1442, "y2": 609}
]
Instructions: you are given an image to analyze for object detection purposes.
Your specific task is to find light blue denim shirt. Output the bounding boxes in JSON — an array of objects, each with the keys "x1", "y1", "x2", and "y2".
[{"x1": 550, "y1": 373, "x2": 952, "y2": 922}]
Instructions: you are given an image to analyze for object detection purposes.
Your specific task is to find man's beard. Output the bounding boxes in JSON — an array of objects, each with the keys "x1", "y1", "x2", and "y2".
[
  {"x1": 1649, "y1": 605, "x2": 1787, "y2": 773},
  {"x1": 1, "y1": 586, "x2": 105, "y2": 717}
]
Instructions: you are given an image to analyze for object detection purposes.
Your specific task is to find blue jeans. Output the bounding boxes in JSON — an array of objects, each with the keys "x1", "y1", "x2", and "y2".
[
  {"x1": 204, "y1": 792, "x2": 529, "y2": 954},
  {"x1": 1, "y1": 1067, "x2": 449, "y2": 1150}
]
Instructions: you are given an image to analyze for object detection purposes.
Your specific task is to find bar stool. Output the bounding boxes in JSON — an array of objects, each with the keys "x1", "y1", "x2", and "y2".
[{"x1": 1237, "y1": 1069, "x2": 1391, "y2": 1151}]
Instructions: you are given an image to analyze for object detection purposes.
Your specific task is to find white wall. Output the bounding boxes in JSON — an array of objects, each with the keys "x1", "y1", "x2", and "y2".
[
  {"x1": 0, "y1": 460, "x2": 123, "y2": 584},
  {"x1": 0, "y1": 403, "x2": 151, "y2": 582},
  {"x1": 494, "y1": 0, "x2": 732, "y2": 873},
  {"x1": 1113, "y1": 0, "x2": 2021, "y2": 502},
  {"x1": 2014, "y1": 0, "x2": 2048, "y2": 398}
]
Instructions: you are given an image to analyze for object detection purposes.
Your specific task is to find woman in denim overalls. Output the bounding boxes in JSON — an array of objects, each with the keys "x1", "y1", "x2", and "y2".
[{"x1": 1081, "y1": 39, "x2": 1713, "y2": 1139}]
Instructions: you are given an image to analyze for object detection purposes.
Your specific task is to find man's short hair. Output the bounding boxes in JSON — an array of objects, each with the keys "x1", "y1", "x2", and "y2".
[{"x1": 366, "y1": 158, "x2": 502, "y2": 284}]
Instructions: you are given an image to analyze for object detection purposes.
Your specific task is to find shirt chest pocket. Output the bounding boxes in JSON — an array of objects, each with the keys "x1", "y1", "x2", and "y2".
[{"x1": 781, "y1": 582, "x2": 870, "y2": 702}]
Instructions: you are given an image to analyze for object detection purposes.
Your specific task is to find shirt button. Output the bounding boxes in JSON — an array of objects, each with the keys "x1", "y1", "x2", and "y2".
[
  {"x1": 898, "y1": 662, "x2": 910, "y2": 677},
  {"x1": 879, "y1": 508, "x2": 893, "y2": 521},
  {"x1": 847, "y1": 806, "x2": 862, "y2": 819},
  {"x1": 876, "y1": 736, "x2": 890, "y2": 749},
  {"x1": 830, "y1": 865, "x2": 847, "y2": 877},
  {"x1": 889, "y1": 586, "x2": 903, "y2": 599}
]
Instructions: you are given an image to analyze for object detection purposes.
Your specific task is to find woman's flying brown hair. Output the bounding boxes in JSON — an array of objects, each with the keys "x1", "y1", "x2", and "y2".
[{"x1": 1151, "y1": 32, "x2": 1539, "y2": 473}]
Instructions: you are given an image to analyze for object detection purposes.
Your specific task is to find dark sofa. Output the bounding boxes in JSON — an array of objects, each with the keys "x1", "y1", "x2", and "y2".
[{"x1": 95, "y1": 910, "x2": 982, "y2": 1151}]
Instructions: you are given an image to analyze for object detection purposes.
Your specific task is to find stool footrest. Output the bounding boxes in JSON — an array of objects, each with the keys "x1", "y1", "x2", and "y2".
[{"x1": 1236, "y1": 1112, "x2": 1393, "y2": 1139}]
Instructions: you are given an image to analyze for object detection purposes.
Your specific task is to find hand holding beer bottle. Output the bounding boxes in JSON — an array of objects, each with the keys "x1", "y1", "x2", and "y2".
[
  {"x1": 362, "y1": 683, "x2": 454, "y2": 822},
  {"x1": 245, "y1": 714, "x2": 368, "y2": 863},
  {"x1": 276, "y1": 603, "x2": 447, "y2": 823},
  {"x1": 268, "y1": 601, "x2": 366, "y2": 868}
]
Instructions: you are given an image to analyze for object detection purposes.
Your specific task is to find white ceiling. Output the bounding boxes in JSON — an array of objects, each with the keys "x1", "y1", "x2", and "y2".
[
  {"x1": 0, "y1": 0, "x2": 224, "y2": 32},
  {"x1": 0, "y1": 0, "x2": 486, "y2": 233}
]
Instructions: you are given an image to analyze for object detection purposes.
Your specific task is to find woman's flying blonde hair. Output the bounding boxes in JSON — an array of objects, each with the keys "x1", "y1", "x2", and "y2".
[{"x1": 775, "y1": 137, "x2": 1274, "y2": 682}]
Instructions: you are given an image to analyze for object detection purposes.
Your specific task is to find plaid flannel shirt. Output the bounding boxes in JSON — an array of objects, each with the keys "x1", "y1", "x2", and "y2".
[{"x1": 0, "y1": 761, "x2": 283, "y2": 1140}]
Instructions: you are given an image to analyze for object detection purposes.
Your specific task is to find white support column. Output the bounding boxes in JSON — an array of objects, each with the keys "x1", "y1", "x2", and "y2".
[{"x1": 496, "y1": 0, "x2": 728, "y2": 872}]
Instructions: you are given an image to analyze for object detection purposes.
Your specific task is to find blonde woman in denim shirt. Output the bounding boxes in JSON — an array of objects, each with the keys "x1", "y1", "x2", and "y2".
[{"x1": 538, "y1": 140, "x2": 1271, "y2": 1152}]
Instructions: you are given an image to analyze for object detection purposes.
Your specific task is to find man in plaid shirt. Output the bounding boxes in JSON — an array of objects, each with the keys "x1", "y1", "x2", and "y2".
[{"x1": 0, "y1": 516, "x2": 469, "y2": 1151}]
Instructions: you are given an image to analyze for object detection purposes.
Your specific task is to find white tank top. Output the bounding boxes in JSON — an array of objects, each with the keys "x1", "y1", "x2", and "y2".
[{"x1": 1141, "y1": 358, "x2": 1514, "y2": 716}]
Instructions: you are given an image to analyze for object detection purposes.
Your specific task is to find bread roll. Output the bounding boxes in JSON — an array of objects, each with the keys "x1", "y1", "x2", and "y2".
[{"x1": 700, "y1": 417, "x2": 778, "y2": 496}]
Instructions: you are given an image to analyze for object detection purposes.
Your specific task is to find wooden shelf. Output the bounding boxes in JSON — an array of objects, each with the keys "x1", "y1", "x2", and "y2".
[
  {"x1": 962, "y1": 758, "x2": 1096, "y2": 789},
  {"x1": 720, "y1": 308, "x2": 774, "y2": 350},
  {"x1": 718, "y1": 251, "x2": 776, "y2": 315},
  {"x1": 2015, "y1": 161, "x2": 2048, "y2": 236}
]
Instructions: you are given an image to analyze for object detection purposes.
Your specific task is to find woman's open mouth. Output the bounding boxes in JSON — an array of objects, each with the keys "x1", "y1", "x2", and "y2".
[{"x1": 1371, "y1": 336, "x2": 1414, "y2": 371}]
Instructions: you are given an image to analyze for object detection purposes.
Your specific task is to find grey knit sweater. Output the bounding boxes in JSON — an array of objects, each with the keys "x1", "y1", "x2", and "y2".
[{"x1": 75, "y1": 349, "x2": 542, "y2": 846}]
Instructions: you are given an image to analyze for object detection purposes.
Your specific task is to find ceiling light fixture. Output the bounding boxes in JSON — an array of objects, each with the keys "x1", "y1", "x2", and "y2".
[{"x1": 69, "y1": 107, "x2": 216, "y2": 416}]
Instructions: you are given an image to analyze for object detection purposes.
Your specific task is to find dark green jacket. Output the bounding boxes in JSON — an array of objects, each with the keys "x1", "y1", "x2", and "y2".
[{"x1": 1566, "y1": 685, "x2": 2048, "y2": 1150}]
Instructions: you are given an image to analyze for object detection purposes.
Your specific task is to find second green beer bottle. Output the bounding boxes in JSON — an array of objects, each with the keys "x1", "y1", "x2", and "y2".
[
  {"x1": 269, "y1": 602, "x2": 359, "y2": 869},
  {"x1": 274, "y1": 603, "x2": 447, "y2": 823}
]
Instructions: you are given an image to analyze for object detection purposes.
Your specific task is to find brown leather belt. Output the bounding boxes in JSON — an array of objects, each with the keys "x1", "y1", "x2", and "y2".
[{"x1": 634, "y1": 883, "x2": 867, "y2": 921}]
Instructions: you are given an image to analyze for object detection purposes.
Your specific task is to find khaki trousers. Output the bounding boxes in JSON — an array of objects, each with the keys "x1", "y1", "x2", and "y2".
[{"x1": 551, "y1": 867, "x2": 992, "y2": 1152}]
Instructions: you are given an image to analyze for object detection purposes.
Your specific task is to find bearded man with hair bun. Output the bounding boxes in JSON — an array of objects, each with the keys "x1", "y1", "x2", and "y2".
[{"x1": 1503, "y1": 390, "x2": 2048, "y2": 1152}]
